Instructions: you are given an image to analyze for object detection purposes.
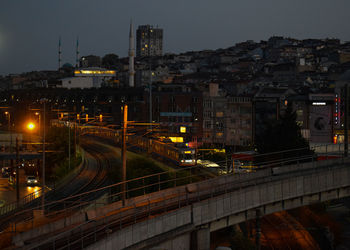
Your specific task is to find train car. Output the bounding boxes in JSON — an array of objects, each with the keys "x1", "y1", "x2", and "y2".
[
  {"x1": 177, "y1": 147, "x2": 197, "y2": 167},
  {"x1": 80, "y1": 126, "x2": 196, "y2": 167},
  {"x1": 231, "y1": 151, "x2": 258, "y2": 172},
  {"x1": 129, "y1": 135, "x2": 196, "y2": 167}
]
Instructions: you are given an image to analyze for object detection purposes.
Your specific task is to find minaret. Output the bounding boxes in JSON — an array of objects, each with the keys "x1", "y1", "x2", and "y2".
[
  {"x1": 58, "y1": 36, "x2": 62, "y2": 69},
  {"x1": 76, "y1": 36, "x2": 80, "y2": 68},
  {"x1": 128, "y1": 20, "x2": 135, "y2": 87}
]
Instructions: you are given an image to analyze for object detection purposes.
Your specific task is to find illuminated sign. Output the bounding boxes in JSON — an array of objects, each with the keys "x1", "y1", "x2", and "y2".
[
  {"x1": 74, "y1": 70, "x2": 116, "y2": 76},
  {"x1": 180, "y1": 126, "x2": 186, "y2": 133},
  {"x1": 184, "y1": 151, "x2": 192, "y2": 154},
  {"x1": 312, "y1": 102, "x2": 326, "y2": 106}
]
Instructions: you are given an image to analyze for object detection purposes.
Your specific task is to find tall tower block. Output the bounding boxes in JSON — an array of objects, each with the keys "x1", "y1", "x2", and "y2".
[
  {"x1": 129, "y1": 20, "x2": 135, "y2": 87},
  {"x1": 136, "y1": 25, "x2": 163, "y2": 57},
  {"x1": 58, "y1": 36, "x2": 62, "y2": 69}
]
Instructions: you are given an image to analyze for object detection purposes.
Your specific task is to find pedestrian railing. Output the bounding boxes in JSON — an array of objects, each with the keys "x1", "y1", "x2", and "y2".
[
  {"x1": 18, "y1": 152, "x2": 350, "y2": 250},
  {"x1": 1, "y1": 144, "x2": 347, "y2": 233}
]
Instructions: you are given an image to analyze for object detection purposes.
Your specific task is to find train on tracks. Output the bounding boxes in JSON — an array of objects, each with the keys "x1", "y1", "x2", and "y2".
[{"x1": 80, "y1": 126, "x2": 197, "y2": 167}]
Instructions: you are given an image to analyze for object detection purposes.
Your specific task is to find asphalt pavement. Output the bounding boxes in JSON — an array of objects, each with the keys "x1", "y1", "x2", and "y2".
[{"x1": 0, "y1": 169, "x2": 40, "y2": 208}]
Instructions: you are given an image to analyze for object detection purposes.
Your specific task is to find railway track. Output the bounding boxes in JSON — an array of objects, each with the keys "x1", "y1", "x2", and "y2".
[
  {"x1": 52, "y1": 138, "x2": 112, "y2": 196},
  {"x1": 258, "y1": 212, "x2": 320, "y2": 250},
  {"x1": 0, "y1": 137, "x2": 114, "y2": 233},
  {"x1": 17, "y1": 154, "x2": 342, "y2": 249}
]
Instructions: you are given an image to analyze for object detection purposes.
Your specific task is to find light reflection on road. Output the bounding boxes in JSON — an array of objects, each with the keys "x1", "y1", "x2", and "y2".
[
  {"x1": 26, "y1": 186, "x2": 40, "y2": 199},
  {"x1": 0, "y1": 174, "x2": 41, "y2": 206}
]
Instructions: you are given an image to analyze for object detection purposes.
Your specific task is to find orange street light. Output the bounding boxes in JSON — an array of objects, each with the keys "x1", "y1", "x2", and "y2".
[{"x1": 27, "y1": 122, "x2": 35, "y2": 130}]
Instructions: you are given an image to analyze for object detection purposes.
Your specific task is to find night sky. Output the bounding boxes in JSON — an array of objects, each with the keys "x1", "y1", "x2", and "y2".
[{"x1": 1, "y1": 0, "x2": 350, "y2": 75}]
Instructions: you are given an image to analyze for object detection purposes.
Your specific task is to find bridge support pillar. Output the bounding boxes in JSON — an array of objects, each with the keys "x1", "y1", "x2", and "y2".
[
  {"x1": 255, "y1": 209, "x2": 261, "y2": 250},
  {"x1": 191, "y1": 226, "x2": 210, "y2": 250}
]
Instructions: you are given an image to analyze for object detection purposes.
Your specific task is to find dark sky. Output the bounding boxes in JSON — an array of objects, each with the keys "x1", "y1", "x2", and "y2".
[{"x1": 1, "y1": 0, "x2": 350, "y2": 75}]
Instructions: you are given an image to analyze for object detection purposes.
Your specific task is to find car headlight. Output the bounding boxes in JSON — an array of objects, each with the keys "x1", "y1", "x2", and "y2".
[{"x1": 34, "y1": 180, "x2": 38, "y2": 183}]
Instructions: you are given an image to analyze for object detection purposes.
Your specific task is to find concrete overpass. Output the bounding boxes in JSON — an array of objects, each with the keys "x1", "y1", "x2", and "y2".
[
  {"x1": 0, "y1": 151, "x2": 41, "y2": 160},
  {"x1": 12, "y1": 155, "x2": 350, "y2": 249},
  {"x1": 79, "y1": 157, "x2": 350, "y2": 250}
]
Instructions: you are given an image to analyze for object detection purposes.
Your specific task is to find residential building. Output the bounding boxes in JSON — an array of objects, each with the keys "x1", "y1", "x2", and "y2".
[
  {"x1": 201, "y1": 83, "x2": 227, "y2": 146},
  {"x1": 150, "y1": 84, "x2": 203, "y2": 143},
  {"x1": 226, "y1": 96, "x2": 253, "y2": 147},
  {"x1": 136, "y1": 25, "x2": 163, "y2": 57}
]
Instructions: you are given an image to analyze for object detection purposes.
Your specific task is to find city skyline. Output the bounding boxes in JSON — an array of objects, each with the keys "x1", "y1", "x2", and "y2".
[{"x1": 1, "y1": 0, "x2": 350, "y2": 75}]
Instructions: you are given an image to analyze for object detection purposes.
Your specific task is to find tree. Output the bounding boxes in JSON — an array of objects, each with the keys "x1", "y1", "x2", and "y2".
[
  {"x1": 256, "y1": 102, "x2": 312, "y2": 162},
  {"x1": 102, "y1": 54, "x2": 119, "y2": 69},
  {"x1": 45, "y1": 126, "x2": 78, "y2": 180}
]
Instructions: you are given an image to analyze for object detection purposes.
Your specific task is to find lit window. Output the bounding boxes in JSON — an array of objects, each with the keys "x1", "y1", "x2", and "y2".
[
  {"x1": 180, "y1": 126, "x2": 186, "y2": 133},
  {"x1": 216, "y1": 112, "x2": 223, "y2": 117},
  {"x1": 216, "y1": 132, "x2": 223, "y2": 138}
]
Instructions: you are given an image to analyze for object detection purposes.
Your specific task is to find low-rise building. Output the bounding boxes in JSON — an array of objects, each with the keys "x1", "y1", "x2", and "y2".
[{"x1": 60, "y1": 68, "x2": 116, "y2": 89}]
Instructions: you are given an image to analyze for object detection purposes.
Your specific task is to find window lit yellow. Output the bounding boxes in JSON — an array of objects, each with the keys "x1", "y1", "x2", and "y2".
[{"x1": 169, "y1": 137, "x2": 184, "y2": 143}]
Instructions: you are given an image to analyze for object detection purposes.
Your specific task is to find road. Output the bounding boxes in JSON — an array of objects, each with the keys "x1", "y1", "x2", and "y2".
[{"x1": 0, "y1": 169, "x2": 41, "y2": 208}]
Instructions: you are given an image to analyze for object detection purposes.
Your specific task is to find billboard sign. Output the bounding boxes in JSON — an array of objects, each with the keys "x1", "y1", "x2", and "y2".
[{"x1": 309, "y1": 105, "x2": 332, "y2": 143}]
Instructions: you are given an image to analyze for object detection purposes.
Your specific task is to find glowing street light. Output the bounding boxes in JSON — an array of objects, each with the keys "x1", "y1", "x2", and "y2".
[{"x1": 27, "y1": 122, "x2": 35, "y2": 130}]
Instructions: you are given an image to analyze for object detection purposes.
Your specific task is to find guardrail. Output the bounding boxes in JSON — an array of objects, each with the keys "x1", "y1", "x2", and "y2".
[
  {"x1": 1, "y1": 144, "x2": 346, "y2": 235},
  {"x1": 0, "y1": 188, "x2": 42, "y2": 216},
  {"x1": 0, "y1": 143, "x2": 344, "y2": 218},
  {"x1": 17, "y1": 153, "x2": 350, "y2": 249}
]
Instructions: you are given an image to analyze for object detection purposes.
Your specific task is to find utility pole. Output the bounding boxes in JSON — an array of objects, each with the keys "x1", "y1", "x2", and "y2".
[
  {"x1": 5, "y1": 112, "x2": 12, "y2": 154},
  {"x1": 345, "y1": 84, "x2": 348, "y2": 157},
  {"x1": 149, "y1": 28, "x2": 152, "y2": 131},
  {"x1": 74, "y1": 106, "x2": 77, "y2": 157},
  {"x1": 149, "y1": 59, "x2": 152, "y2": 131},
  {"x1": 16, "y1": 137, "x2": 19, "y2": 202},
  {"x1": 5, "y1": 112, "x2": 13, "y2": 181},
  {"x1": 41, "y1": 99, "x2": 46, "y2": 212},
  {"x1": 121, "y1": 104, "x2": 128, "y2": 206},
  {"x1": 68, "y1": 121, "x2": 71, "y2": 170}
]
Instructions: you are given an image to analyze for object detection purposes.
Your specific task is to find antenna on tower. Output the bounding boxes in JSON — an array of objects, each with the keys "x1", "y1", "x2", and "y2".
[
  {"x1": 58, "y1": 36, "x2": 62, "y2": 70},
  {"x1": 76, "y1": 36, "x2": 80, "y2": 68}
]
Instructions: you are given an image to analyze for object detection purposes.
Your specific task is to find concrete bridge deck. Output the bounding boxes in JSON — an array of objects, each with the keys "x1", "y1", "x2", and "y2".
[{"x1": 11, "y1": 156, "x2": 350, "y2": 249}]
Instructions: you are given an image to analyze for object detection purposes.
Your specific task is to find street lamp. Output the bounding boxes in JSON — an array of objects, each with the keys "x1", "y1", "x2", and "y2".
[
  {"x1": 4, "y1": 111, "x2": 12, "y2": 152},
  {"x1": 27, "y1": 122, "x2": 35, "y2": 131},
  {"x1": 35, "y1": 112, "x2": 40, "y2": 134},
  {"x1": 121, "y1": 104, "x2": 128, "y2": 206},
  {"x1": 26, "y1": 122, "x2": 36, "y2": 152},
  {"x1": 32, "y1": 101, "x2": 47, "y2": 213},
  {"x1": 67, "y1": 121, "x2": 71, "y2": 170},
  {"x1": 40, "y1": 98, "x2": 47, "y2": 213}
]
